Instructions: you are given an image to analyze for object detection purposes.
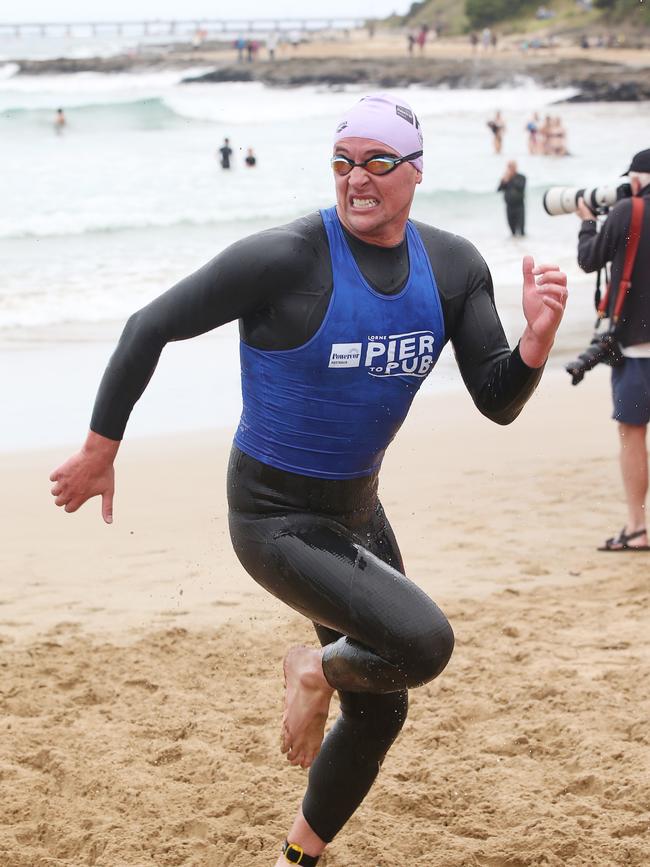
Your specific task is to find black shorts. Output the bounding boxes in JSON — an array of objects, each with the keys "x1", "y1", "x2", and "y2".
[{"x1": 612, "y1": 358, "x2": 650, "y2": 426}]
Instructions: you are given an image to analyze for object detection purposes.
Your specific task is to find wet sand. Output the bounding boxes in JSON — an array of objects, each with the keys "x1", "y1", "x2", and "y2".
[{"x1": 1, "y1": 370, "x2": 649, "y2": 865}]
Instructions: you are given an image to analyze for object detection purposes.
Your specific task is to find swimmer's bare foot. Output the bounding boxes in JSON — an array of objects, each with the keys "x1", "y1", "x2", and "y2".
[{"x1": 281, "y1": 645, "x2": 334, "y2": 769}]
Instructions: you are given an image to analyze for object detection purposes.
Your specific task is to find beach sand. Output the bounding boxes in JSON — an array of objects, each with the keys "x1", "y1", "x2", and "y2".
[
  {"x1": 182, "y1": 29, "x2": 650, "y2": 69},
  {"x1": 1, "y1": 370, "x2": 649, "y2": 866}
]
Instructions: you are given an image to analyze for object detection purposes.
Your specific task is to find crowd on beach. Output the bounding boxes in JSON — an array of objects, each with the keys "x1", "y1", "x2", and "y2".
[
  {"x1": 194, "y1": 29, "x2": 300, "y2": 63},
  {"x1": 179, "y1": 18, "x2": 647, "y2": 65},
  {"x1": 406, "y1": 24, "x2": 438, "y2": 54}
]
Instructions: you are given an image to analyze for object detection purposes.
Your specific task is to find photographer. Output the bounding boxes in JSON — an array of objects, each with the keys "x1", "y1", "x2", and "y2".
[{"x1": 576, "y1": 148, "x2": 650, "y2": 551}]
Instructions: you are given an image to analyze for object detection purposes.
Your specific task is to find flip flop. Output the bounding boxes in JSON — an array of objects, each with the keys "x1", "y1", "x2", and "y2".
[{"x1": 598, "y1": 527, "x2": 650, "y2": 552}]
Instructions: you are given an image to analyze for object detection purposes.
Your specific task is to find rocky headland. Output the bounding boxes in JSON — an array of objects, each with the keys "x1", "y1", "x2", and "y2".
[
  {"x1": 12, "y1": 49, "x2": 650, "y2": 102},
  {"x1": 181, "y1": 55, "x2": 650, "y2": 102}
]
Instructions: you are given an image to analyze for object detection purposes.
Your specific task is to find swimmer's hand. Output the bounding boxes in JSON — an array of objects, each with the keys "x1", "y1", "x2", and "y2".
[
  {"x1": 519, "y1": 255, "x2": 568, "y2": 368},
  {"x1": 49, "y1": 431, "x2": 119, "y2": 524}
]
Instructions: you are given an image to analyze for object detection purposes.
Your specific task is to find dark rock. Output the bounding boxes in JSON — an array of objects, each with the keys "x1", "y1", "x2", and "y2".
[
  {"x1": 188, "y1": 67, "x2": 255, "y2": 83},
  {"x1": 13, "y1": 52, "x2": 650, "y2": 102},
  {"x1": 182, "y1": 56, "x2": 650, "y2": 101}
]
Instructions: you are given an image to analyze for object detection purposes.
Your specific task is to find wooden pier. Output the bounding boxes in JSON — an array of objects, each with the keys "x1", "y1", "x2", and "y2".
[{"x1": 0, "y1": 18, "x2": 368, "y2": 39}]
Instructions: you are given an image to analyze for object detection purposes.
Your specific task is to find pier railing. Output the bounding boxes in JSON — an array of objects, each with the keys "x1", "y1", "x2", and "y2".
[{"x1": 0, "y1": 18, "x2": 368, "y2": 39}]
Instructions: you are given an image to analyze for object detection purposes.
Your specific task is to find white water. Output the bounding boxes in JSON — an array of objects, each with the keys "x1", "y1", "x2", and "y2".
[{"x1": 1, "y1": 64, "x2": 646, "y2": 449}]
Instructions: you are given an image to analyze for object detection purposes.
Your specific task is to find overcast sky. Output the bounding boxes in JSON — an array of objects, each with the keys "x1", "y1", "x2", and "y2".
[{"x1": 2, "y1": 1, "x2": 412, "y2": 23}]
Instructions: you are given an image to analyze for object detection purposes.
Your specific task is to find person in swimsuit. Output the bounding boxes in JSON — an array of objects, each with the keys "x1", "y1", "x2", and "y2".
[
  {"x1": 49, "y1": 94, "x2": 568, "y2": 866},
  {"x1": 525, "y1": 112, "x2": 540, "y2": 154},
  {"x1": 487, "y1": 110, "x2": 505, "y2": 154},
  {"x1": 487, "y1": 111, "x2": 506, "y2": 154}
]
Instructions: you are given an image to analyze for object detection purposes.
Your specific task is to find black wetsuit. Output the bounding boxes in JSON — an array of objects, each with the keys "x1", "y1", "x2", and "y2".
[
  {"x1": 219, "y1": 144, "x2": 232, "y2": 169},
  {"x1": 498, "y1": 173, "x2": 526, "y2": 237},
  {"x1": 90, "y1": 211, "x2": 542, "y2": 843}
]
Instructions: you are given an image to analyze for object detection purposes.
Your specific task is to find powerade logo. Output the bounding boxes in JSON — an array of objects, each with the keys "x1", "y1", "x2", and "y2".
[
  {"x1": 328, "y1": 331, "x2": 435, "y2": 378},
  {"x1": 328, "y1": 343, "x2": 362, "y2": 368}
]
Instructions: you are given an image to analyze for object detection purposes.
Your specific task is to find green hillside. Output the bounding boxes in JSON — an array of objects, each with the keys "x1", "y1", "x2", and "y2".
[{"x1": 387, "y1": 0, "x2": 649, "y2": 37}]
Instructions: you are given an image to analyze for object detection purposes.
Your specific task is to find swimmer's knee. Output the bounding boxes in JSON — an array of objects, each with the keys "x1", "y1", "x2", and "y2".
[{"x1": 402, "y1": 615, "x2": 454, "y2": 688}]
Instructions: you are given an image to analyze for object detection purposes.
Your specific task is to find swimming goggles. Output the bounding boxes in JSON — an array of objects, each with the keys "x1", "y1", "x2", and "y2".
[{"x1": 331, "y1": 150, "x2": 423, "y2": 176}]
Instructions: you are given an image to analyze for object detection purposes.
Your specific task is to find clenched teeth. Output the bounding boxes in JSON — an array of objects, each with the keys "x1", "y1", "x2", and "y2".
[{"x1": 352, "y1": 198, "x2": 379, "y2": 209}]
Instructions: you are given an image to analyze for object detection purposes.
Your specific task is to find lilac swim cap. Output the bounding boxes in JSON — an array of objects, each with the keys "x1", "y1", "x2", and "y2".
[{"x1": 334, "y1": 93, "x2": 424, "y2": 173}]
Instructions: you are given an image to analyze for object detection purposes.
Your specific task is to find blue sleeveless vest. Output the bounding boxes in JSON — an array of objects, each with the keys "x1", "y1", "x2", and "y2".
[{"x1": 234, "y1": 206, "x2": 446, "y2": 479}]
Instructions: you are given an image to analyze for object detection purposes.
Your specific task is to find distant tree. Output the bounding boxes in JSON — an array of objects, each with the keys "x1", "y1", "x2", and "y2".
[
  {"x1": 408, "y1": 1, "x2": 427, "y2": 14},
  {"x1": 594, "y1": 0, "x2": 648, "y2": 10},
  {"x1": 465, "y1": 0, "x2": 516, "y2": 28},
  {"x1": 402, "y1": 1, "x2": 427, "y2": 23}
]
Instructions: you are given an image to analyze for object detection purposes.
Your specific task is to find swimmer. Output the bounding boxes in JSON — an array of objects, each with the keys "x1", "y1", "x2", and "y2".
[
  {"x1": 49, "y1": 93, "x2": 568, "y2": 865},
  {"x1": 54, "y1": 107, "x2": 66, "y2": 134}
]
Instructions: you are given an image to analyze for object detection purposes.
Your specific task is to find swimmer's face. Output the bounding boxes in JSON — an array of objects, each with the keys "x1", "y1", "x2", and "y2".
[{"x1": 333, "y1": 137, "x2": 422, "y2": 248}]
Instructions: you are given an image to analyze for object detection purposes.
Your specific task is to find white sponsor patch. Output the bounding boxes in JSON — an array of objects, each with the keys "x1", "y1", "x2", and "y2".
[
  {"x1": 328, "y1": 331, "x2": 436, "y2": 378},
  {"x1": 328, "y1": 343, "x2": 362, "y2": 368}
]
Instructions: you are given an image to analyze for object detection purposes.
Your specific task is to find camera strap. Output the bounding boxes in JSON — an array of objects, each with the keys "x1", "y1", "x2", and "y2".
[
  {"x1": 594, "y1": 265, "x2": 606, "y2": 312},
  {"x1": 597, "y1": 196, "x2": 645, "y2": 324}
]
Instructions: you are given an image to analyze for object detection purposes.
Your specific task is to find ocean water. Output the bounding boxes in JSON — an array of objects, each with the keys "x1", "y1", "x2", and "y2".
[{"x1": 1, "y1": 62, "x2": 647, "y2": 450}]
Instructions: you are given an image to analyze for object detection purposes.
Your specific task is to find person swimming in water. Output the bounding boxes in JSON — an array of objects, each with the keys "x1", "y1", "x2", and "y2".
[
  {"x1": 50, "y1": 93, "x2": 568, "y2": 865},
  {"x1": 54, "y1": 107, "x2": 66, "y2": 134}
]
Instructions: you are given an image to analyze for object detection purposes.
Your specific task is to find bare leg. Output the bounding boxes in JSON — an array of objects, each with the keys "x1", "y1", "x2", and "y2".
[
  {"x1": 281, "y1": 645, "x2": 334, "y2": 769},
  {"x1": 618, "y1": 422, "x2": 649, "y2": 545},
  {"x1": 273, "y1": 810, "x2": 327, "y2": 866}
]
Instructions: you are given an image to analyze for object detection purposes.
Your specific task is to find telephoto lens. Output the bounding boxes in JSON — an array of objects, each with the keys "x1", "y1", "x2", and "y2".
[{"x1": 543, "y1": 178, "x2": 632, "y2": 216}]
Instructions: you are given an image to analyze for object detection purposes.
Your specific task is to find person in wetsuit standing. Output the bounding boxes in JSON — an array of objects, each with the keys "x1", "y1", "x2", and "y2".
[
  {"x1": 49, "y1": 94, "x2": 568, "y2": 866},
  {"x1": 219, "y1": 137, "x2": 233, "y2": 169},
  {"x1": 498, "y1": 159, "x2": 526, "y2": 237}
]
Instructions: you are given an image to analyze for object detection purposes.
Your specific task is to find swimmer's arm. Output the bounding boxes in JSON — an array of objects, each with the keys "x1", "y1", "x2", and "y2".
[
  {"x1": 451, "y1": 258, "x2": 544, "y2": 425},
  {"x1": 414, "y1": 224, "x2": 544, "y2": 425},
  {"x1": 50, "y1": 229, "x2": 310, "y2": 520},
  {"x1": 90, "y1": 229, "x2": 309, "y2": 441}
]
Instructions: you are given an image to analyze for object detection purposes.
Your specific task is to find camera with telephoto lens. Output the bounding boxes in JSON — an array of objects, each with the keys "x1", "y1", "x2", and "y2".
[
  {"x1": 543, "y1": 177, "x2": 632, "y2": 216},
  {"x1": 565, "y1": 332, "x2": 624, "y2": 385}
]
